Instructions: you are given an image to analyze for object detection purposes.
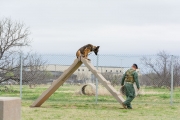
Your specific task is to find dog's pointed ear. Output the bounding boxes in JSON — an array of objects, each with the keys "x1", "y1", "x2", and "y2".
[
  {"x1": 96, "y1": 46, "x2": 100, "y2": 50},
  {"x1": 94, "y1": 46, "x2": 100, "y2": 55},
  {"x1": 94, "y1": 52, "x2": 98, "y2": 55}
]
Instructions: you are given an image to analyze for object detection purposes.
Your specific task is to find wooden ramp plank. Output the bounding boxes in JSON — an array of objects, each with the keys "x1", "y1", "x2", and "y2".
[
  {"x1": 81, "y1": 58, "x2": 125, "y2": 104},
  {"x1": 31, "y1": 59, "x2": 82, "y2": 107}
]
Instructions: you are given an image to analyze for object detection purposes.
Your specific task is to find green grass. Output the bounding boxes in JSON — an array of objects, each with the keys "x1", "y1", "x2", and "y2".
[{"x1": 0, "y1": 85, "x2": 180, "y2": 120}]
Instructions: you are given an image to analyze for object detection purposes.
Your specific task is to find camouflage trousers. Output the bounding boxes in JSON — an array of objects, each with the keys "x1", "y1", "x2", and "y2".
[{"x1": 123, "y1": 82, "x2": 135, "y2": 109}]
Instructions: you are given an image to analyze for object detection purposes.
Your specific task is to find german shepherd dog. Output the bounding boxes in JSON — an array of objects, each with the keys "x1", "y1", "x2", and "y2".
[{"x1": 76, "y1": 44, "x2": 100, "y2": 60}]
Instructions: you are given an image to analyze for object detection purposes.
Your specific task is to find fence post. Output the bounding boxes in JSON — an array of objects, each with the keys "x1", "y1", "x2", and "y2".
[
  {"x1": 20, "y1": 52, "x2": 23, "y2": 99},
  {"x1": 170, "y1": 55, "x2": 174, "y2": 105},
  {"x1": 95, "y1": 54, "x2": 99, "y2": 104}
]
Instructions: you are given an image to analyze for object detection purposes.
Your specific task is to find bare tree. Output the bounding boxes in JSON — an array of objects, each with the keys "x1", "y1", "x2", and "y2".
[
  {"x1": 102, "y1": 72, "x2": 122, "y2": 86},
  {"x1": 77, "y1": 71, "x2": 89, "y2": 84},
  {"x1": 171, "y1": 56, "x2": 180, "y2": 87},
  {"x1": 0, "y1": 18, "x2": 30, "y2": 84},
  {"x1": 0, "y1": 18, "x2": 54, "y2": 89},
  {"x1": 13, "y1": 53, "x2": 49, "y2": 88},
  {"x1": 0, "y1": 18, "x2": 30, "y2": 59},
  {"x1": 0, "y1": 53, "x2": 19, "y2": 83},
  {"x1": 0, "y1": 52, "x2": 50, "y2": 87},
  {"x1": 141, "y1": 51, "x2": 180, "y2": 87}
]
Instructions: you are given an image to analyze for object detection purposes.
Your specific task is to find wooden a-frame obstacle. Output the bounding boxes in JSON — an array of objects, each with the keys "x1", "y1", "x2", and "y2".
[{"x1": 31, "y1": 57, "x2": 125, "y2": 107}]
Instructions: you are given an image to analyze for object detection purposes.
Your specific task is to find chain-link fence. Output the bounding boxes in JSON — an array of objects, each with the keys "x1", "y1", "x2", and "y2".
[{"x1": 0, "y1": 53, "x2": 179, "y2": 104}]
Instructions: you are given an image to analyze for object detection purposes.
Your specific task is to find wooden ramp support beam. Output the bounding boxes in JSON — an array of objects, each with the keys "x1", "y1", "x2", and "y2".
[
  {"x1": 31, "y1": 58, "x2": 82, "y2": 107},
  {"x1": 31, "y1": 57, "x2": 125, "y2": 107},
  {"x1": 81, "y1": 58, "x2": 125, "y2": 104}
]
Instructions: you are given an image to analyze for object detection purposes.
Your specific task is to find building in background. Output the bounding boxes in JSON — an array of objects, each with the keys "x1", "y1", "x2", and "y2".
[{"x1": 45, "y1": 64, "x2": 137, "y2": 83}]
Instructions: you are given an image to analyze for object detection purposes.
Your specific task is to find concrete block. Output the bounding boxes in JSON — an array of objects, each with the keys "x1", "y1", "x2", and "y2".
[{"x1": 0, "y1": 97, "x2": 21, "y2": 120}]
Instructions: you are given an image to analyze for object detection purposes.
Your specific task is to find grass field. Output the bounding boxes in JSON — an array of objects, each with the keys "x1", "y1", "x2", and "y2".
[{"x1": 0, "y1": 84, "x2": 180, "y2": 120}]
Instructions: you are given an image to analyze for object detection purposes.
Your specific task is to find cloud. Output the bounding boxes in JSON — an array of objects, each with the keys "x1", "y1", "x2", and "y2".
[{"x1": 1, "y1": 0, "x2": 180, "y2": 55}]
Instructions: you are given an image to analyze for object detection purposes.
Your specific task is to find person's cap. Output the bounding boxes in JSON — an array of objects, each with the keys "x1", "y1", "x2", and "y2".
[{"x1": 133, "y1": 64, "x2": 138, "y2": 69}]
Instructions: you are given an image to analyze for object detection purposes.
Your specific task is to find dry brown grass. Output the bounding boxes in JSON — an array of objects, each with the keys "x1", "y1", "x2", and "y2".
[{"x1": 75, "y1": 84, "x2": 112, "y2": 96}]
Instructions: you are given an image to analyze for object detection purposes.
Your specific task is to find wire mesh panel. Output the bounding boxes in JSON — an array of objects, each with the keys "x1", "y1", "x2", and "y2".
[{"x1": 0, "y1": 53, "x2": 179, "y2": 105}]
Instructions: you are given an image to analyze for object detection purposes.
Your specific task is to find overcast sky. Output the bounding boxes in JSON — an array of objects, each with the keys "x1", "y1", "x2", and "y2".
[{"x1": 1, "y1": 0, "x2": 180, "y2": 55}]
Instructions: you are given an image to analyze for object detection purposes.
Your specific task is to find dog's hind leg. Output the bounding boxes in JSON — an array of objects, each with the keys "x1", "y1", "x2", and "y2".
[
  {"x1": 76, "y1": 50, "x2": 81, "y2": 58},
  {"x1": 84, "y1": 48, "x2": 91, "y2": 61}
]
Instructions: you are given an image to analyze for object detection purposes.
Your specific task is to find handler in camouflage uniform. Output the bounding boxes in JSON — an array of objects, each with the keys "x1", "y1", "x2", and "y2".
[{"x1": 121, "y1": 64, "x2": 140, "y2": 109}]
